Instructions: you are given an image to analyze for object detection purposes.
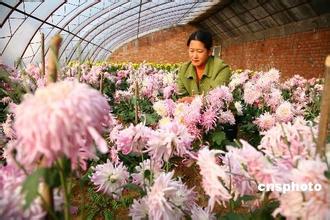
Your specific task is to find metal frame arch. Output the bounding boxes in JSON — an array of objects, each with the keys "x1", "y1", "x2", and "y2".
[
  {"x1": 78, "y1": 3, "x2": 193, "y2": 62},
  {"x1": 1, "y1": 1, "x2": 65, "y2": 67},
  {"x1": 65, "y1": 1, "x2": 156, "y2": 63},
  {"x1": 89, "y1": 2, "x2": 212, "y2": 62},
  {"x1": 59, "y1": 1, "x2": 135, "y2": 62},
  {"x1": 77, "y1": 1, "x2": 204, "y2": 63},
  {"x1": 29, "y1": 0, "x2": 100, "y2": 64}
]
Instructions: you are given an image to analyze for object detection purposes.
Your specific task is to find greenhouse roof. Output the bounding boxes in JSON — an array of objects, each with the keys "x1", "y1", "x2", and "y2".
[{"x1": 0, "y1": 0, "x2": 220, "y2": 67}]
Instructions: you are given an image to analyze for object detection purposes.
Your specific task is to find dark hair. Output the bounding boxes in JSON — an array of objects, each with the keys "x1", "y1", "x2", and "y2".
[{"x1": 187, "y1": 30, "x2": 213, "y2": 50}]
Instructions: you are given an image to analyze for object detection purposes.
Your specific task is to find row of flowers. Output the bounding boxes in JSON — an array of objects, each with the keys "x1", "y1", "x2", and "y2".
[{"x1": 0, "y1": 61, "x2": 329, "y2": 219}]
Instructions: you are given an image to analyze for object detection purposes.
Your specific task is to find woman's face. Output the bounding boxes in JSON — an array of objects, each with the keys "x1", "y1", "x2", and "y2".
[{"x1": 188, "y1": 40, "x2": 211, "y2": 68}]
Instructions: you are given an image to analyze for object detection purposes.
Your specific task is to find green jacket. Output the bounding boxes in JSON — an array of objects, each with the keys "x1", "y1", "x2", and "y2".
[{"x1": 177, "y1": 56, "x2": 231, "y2": 97}]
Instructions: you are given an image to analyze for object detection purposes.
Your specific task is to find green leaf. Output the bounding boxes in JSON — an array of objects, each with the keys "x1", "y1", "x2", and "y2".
[
  {"x1": 44, "y1": 167, "x2": 61, "y2": 188},
  {"x1": 221, "y1": 212, "x2": 249, "y2": 220},
  {"x1": 325, "y1": 170, "x2": 330, "y2": 180},
  {"x1": 103, "y1": 210, "x2": 115, "y2": 220},
  {"x1": 86, "y1": 210, "x2": 97, "y2": 220},
  {"x1": 22, "y1": 168, "x2": 46, "y2": 209},
  {"x1": 211, "y1": 130, "x2": 226, "y2": 145}
]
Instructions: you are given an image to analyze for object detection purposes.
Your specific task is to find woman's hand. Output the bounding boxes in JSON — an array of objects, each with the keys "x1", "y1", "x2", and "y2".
[{"x1": 177, "y1": 96, "x2": 194, "y2": 103}]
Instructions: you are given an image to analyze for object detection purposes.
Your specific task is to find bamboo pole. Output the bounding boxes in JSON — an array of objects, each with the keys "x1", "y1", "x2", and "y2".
[
  {"x1": 41, "y1": 33, "x2": 45, "y2": 76},
  {"x1": 317, "y1": 55, "x2": 330, "y2": 158}
]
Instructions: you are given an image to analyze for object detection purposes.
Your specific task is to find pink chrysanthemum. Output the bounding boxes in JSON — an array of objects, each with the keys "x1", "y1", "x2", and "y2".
[
  {"x1": 146, "y1": 171, "x2": 196, "y2": 220},
  {"x1": 264, "y1": 88, "x2": 283, "y2": 110},
  {"x1": 259, "y1": 118, "x2": 317, "y2": 162},
  {"x1": 1, "y1": 114, "x2": 15, "y2": 139},
  {"x1": 190, "y1": 205, "x2": 216, "y2": 220},
  {"x1": 12, "y1": 80, "x2": 110, "y2": 169},
  {"x1": 218, "y1": 110, "x2": 235, "y2": 125},
  {"x1": 90, "y1": 159, "x2": 129, "y2": 199},
  {"x1": 243, "y1": 82, "x2": 262, "y2": 105},
  {"x1": 206, "y1": 86, "x2": 232, "y2": 109},
  {"x1": 163, "y1": 85, "x2": 176, "y2": 99},
  {"x1": 0, "y1": 165, "x2": 45, "y2": 219},
  {"x1": 254, "y1": 112, "x2": 276, "y2": 130},
  {"x1": 1, "y1": 96, "x2": 12, "y2": 104},
  {"x1": 183, "y1": 96, "x2": 203, "y2": 125},
  {"x1": 197, "y1": 147, "x2": 232, "y2": 210},
  {"x1": 146, "y1": 120, "x2": 194, "y2": 163},
  {"x1": 201, "y1": 107, "x2": 218, "y2": 132},
  {"x1": 129, "y1": 197, "x2": 149, "y2": 220},
  {"x1": 114, "y1": 123, "x2": 153, "y2": 155}
]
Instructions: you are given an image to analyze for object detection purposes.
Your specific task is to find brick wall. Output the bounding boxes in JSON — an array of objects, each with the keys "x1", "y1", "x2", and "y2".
[
  {"x1": 221, "y1": 28, "x2": 330, "y2": 79},
  {"x1": 108, "y1": 25, "x2": 330, "y2": 80},
  {"x1": 108, "y1": 25, "x2": 197, "y2": 64}
]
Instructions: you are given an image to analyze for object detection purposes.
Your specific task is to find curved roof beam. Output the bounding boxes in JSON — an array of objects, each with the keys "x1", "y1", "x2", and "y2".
[
  {"x1": 28, "y1": 1, "x2": 100, "y2": 64},
  {"x1": 0, "y1": 1, "x2": 64, "y2": 67},
  {"x1": 72, "y1": 1, "x2": 212, "y2": 63},
  {"x1": 78, "y1": 3, "x2": 194, "y2": 62},
  {"x1": 59, "y1": 1, "x2": 135, "y2": 61},
  {"x1": 89, "y1": 4, "x2": 212, "y2": 62},
  {"x1": 65, "y1": 1, "x2": 157, "y2": 63}
]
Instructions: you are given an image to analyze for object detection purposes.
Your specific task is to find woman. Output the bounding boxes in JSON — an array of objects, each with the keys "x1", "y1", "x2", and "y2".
[{"x1": 177, "y1": 30, "x2": 231, "y2": 102}]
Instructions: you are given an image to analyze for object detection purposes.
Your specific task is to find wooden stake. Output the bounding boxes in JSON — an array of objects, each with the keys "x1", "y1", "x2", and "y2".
[
  {"x1": 317, "y1": 55, "x2": 330, "y2": 157},
  {"x1": 41, "y1": 33, "x2": 45, "y2": 76},
  {"x1": 99, "y1": 72, "x2": 104, "y2": 93},
  {"x1": 134, "y1": 80, "x2": 139, "y2": 124},
  {"x1": 46, "y1": 34, "x2": 62, "y2": 84}
]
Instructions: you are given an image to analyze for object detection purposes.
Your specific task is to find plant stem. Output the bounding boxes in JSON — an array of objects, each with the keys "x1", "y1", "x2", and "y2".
[{"x1": 57, "y1": 159, "x2": 71, "y2": 220}]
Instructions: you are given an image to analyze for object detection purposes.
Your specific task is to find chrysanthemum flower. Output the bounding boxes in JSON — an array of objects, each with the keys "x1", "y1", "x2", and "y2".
[
  {"x1": 0, "y1": 165, "x2": 45, "y2": 219},
  {"x1": 90, "y1": 159, "x2": 129, "y2": 199},
  {"x1": 275, "y1": 101, "x2": 293, "y2": 122},
  {"x1": 243, "y1": 82, "x2": 262, "y2": 105},
  {"x1": 129, "y1": 197, "x2": 149, "y2": 220},
  {"x1": 200, "y1": 107, "x2": 218, "y2": 132},
  {"x1": 197, "y1": 147, "x2": 232, "y2": 210},
  {"x1": 146, "y1": 171, "x2": 195, "y2": 220},
  {"x1": 254, "y1": 112, "x2": 276, "y2": 130},
  {"x1": 114, "y1": 123, "x2": 153, "y2": 155},
  {"x1": 12, "y1": 80, "x2": 111, "y2": 169},
  {"x1": 190, "y1": 205, "x2": 216, "y2": 220},
  {"x1": 218, "y1": 110, "x2": 235, "y2": 125},
  {"x1": 146, "y1": 120, "x2": 194, "y2": 162},
  {"x1": 1, "y1": 114, "x2": 15, "y2": 139},
  {"x1": 131, "y1": 159, "x2": 162, "y2": 187}
]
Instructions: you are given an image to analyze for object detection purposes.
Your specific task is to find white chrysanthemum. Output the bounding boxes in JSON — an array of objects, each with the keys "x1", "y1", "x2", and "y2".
[
  {"x1": 275, "y1": 101, "x2": 293, "y2": 122},
  {"x1": 90, "y1": 160, "x2": 129, "y2": 199},
  {"x1": 234, "y1": 101, "x2": 243, "y2": 115},
  {"x1": 131, "y1": 159, "x2": 162, "y2": 187},
  {"x1": 153, "y1": 101, "x2": 168, "y2": 117}
]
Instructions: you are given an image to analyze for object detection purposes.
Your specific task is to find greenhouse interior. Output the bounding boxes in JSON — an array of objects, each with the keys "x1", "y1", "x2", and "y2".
[{"x1": 1, "y1": 0, "x2": 330, "y2": 219}]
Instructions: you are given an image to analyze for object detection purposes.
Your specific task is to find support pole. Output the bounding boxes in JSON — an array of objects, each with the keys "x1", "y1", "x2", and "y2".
[
  {"x1": 317, "y1": 55, "x2": 330, "y2": 158},
  {"x1": 41, "y1": 33, "x2": 45, "y2": 76}
]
